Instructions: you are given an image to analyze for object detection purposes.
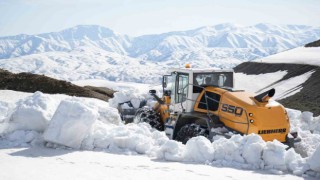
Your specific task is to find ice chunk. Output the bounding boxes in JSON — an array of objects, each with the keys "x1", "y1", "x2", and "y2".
[
  {"x1": 44, "y1": 99, "x2": 97, "y2": 149},
  {"x1": 11, "y1": 92, "x2": 60, "y2": 132}
]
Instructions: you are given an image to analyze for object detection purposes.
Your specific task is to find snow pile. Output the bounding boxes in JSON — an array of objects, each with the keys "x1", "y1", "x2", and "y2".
[
  {"x1": 286, "y1": 109, "x2": 320, "y2": 157},
  {"x1": 109, "y1": 90, "x2": 147, "y2": 108},
  {"x1": 0, "y1": 130, "x2": 42, "y2": 148},
  {"x1": 263, "y1": 140, "x2": 288, "y2": 171},
  {"x1": 109, "y1": 88, "x2": 161, "y2": 111},
  {"x1": 10, "y1": 92, "x2": 60, "y2": 132},
  {"x1": 183, "y1": 136, "x2": 215, "y2": 163},
  {"x1": 308, "y1": 146, "x2": 320, "y2": 172},
  {"x1": 0, "y1": 91, "x2": 121, "y2": 147}
]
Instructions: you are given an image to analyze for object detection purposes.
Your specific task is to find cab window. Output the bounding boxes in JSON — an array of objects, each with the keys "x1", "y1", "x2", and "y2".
[
  {"x1": 176, "y1": 73, "x2": 189, "y2": 103},
  {"x1": 197, "y1": 91, "x2": 220, "y2": 111},
  {"x1": 193, "y1": 72, "x2": 233, "y2": 88}
]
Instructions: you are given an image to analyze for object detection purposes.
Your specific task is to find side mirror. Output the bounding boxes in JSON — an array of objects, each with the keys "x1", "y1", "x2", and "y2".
[{"x1": 149, "y1": 90, "x2": 156, "y2": 94}]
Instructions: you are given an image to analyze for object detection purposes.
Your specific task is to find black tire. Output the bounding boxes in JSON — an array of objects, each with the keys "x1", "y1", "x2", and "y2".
[
  {"x1": 134, "y1": 108, "x2": 164, "y2": 131},
  {"x1": 175, "y1": 123, "x2": 208, "y2": 144}
]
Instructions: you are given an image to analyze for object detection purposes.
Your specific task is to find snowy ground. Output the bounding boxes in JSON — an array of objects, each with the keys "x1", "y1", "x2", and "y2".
[
  {"x1": 1, "y1": 80, "x2": 320, "y2": 179},
  {"x1": 0, "y1": 147, "x2": 313, "y2": 180}
]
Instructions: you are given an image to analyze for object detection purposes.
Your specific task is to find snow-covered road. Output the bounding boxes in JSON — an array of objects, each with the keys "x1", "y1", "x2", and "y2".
[{"x1": 0, "y1": 147, "x2": 312, "y2": 180}]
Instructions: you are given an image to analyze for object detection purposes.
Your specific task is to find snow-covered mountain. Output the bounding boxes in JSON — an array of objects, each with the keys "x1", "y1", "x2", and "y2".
[
  {"x1": 0, "y1": 25, "x2": 131, "y2": 58},
  {"x1": 129, "y1": 23, "x2": 320, "y2": 62},
  {"x1": 1, "y1": 23, "x2": 320, "y2": 62},
  {"x1": 0, "y1": 23, "x2": 320, "y2": 83},
  {"x1": 0, "y1": 46, "x2": 161, "y2": 83}
]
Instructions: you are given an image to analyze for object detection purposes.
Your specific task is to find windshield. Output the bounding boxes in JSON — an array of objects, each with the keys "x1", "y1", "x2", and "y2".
[{"x1": 193, "y1": 72, "x2": 233, "y2": 88}]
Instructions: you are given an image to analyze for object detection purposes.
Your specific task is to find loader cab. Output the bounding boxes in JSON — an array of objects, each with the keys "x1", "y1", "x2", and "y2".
[{"x1": 162, "y1": 67, "x2": 234, "y2": 113}]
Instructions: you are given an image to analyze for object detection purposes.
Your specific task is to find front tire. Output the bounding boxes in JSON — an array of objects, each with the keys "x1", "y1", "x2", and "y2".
[
  {"x1": 134, "y1": 108, "x2": 164, "y2": 131},
  {"x1": 175, "y1": 123, "x2": 208, "y2": 144}
]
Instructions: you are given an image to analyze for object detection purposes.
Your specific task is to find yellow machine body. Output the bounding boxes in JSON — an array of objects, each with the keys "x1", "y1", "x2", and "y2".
[
  {"x1": 194, "y1": 87, "x2": 290, "y2": 142},
  {"x1": 153, "y1": 96, "x2": 171, "y2": 123}
]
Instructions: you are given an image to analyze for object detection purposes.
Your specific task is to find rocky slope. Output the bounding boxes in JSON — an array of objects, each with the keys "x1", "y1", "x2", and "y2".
[{"x1": 0, "y1": 68, "x2": 114, "y2": 101}]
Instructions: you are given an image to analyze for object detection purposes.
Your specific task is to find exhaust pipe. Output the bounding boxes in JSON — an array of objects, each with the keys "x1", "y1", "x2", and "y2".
[{"x1": 254, "y1": 88, "x2": 275, "y2": 102}]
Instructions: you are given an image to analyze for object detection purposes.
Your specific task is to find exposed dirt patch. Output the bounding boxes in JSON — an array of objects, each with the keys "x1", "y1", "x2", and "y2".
[
  {"x1": 0, "y1": 69, "x2": 115, "y2": 101},
  {"x1": 305, "y1": 39, "x2": 320, "y2": 47}
]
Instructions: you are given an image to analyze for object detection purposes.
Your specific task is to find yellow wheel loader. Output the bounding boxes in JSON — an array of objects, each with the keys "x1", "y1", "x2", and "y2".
[{"x1": 119, "y1": 65, "x2": 300, "y2": 147}]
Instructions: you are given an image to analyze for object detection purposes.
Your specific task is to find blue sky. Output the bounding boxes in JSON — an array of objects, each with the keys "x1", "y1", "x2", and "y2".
[{"x1": 0, "y1": 0, "x2": 319, "y2": 37}]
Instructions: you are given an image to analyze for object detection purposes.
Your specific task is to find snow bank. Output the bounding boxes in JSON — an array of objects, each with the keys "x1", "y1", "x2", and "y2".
[
  {"x1": 81, "y1": 122, "x2": 169, "y2": 154},
  {"x1": 78, "y1": 119, "x2": 317, "y2": 176},
  {"x1": 151, "y1": 134, "x2": 313, "y2": 175}
]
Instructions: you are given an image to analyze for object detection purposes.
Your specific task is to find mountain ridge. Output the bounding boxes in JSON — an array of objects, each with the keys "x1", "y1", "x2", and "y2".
[{"x1": 1, "y1": 23, "x2": 320, "y2": 63}]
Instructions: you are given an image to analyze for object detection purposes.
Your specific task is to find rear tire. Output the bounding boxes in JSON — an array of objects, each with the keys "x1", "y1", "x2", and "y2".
[
  {"x1": 134, "y1": 108, "x2": 164, "y2": 131},
  {"x1": 175, "y1": 123, "x2": 208, "y2": 144}
]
